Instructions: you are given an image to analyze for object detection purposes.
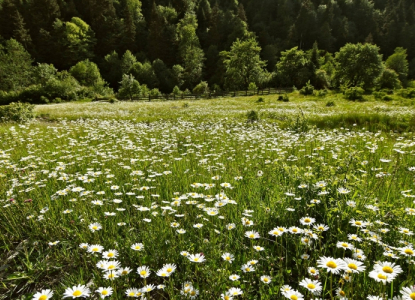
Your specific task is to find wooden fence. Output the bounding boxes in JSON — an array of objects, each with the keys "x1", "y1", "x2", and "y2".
[{"x1": 96, "y1": 87, "x2": 293, "y2": 102}]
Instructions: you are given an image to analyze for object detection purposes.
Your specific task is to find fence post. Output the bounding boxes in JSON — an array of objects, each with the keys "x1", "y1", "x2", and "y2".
[{"x1": 148, "y1": 95, "x2": 151, "y2": 102}]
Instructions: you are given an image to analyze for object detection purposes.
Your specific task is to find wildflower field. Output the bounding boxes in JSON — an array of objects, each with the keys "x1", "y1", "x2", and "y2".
[{"x1": 1, "y1": 94, "x2": 415, "y2": 300}]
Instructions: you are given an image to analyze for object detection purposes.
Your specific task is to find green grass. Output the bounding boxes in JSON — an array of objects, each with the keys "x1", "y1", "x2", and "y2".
[{"x1": 1, "y1": 93, "x2": 415, "y2": 299}]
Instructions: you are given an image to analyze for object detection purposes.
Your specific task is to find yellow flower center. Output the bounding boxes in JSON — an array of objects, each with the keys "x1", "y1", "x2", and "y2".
[
  {"x1": 249, "y1": 234, "x2": 254, "y2": 238},
  {"x1": 122, "y1": 270, "x2": 128, "y2": 275},
  {"x1": 224, "y1": 296, "x2": 230, "y2": 300},
  {"x1": 307, "y1": 283, "x2": 315, "y2": 289},
  {"x1": 264, "y1": 278, "x2": 269, "y2": 282},
  {"x1": 342, "y1": 243, "x2": 348, "y2": 247},
  {"x1": 140, "y1": 271, "x2": 147, "y2": 276},
  {"x1": 108, "y1": 273, "x2": 115, "y2": 278},
  {"x1": 304, "y1": 218, "x2": 311, "y2": 223},
  {"x1": 382, "y1": 266, "x2": 393, "y2": 273},
  {"x1": 278, "y1": 228, "x2": 284, "y2": 231},
  {"x1": 290, "y1": 295, "x2": 298, "y2": 300},
  {"x1": 246, "y1": 268, "x2": 251, "y2": 271},
  {"x1": 167, "y1": 268, "x2": 172, "y2": 272},
  {"x1": 348, "y1": 263, "x2": 358, "y2": 270},
  {"x1": 326, "y1": 261, "x2": 337, "y2": 269},
  {"x1": 226, "y1": 257, "x2": 231, "y2": 260},
  {"x1": 193, "y1": 258, "x2": 199, "y2": 261},
  {"x1": 161, "y1": 273, "x2": 167, "y2": 276},
  {"x1": 293, "y1": 229, "x2": 298, "y2": 232},
  {"x1": 101, "y1": 290, "x2": 108, "y2": 295},
  {"x1": 310, "y1": 269, "x2": 316, "y2": 274},
  {"x1": 355, "y1": 221, "x2": 362, "y2": 225},
  {"x1": 92, "y1": 226, "x2": 98, "y2": 230},
  {"x1": 135, "y1": 246, "x2": 141, "y2": 250},
  {"x1": 378, "y1": 273, "x2": 387, "y2": 280},
  {"x1": 128, "y1": 292, "x2": 135, "y2": 296},
  {"x1": 404, "y1": 230, "x2": 409, "y2": 233},
  {"x1": 405, "y1": 249, "x2": 414, "y2": 255},
  {"x1": 107, "y1": 253, "x2": 114, "y2": 257},
  {"x1": 73, "y1": 290, "x2": 82, "y2": 296},
  {"x1": 39, "y1": 296, "x2": 48, "y2": 300},
  {"x1": 304, "y1": 239, "x2": 309, "y2": 243},
  {"x1": 108, "y1": 265, "x2": 115, "y2": 269},
  {"x1": 340, "y1": 291, "x2": 346, "y2": 297},
  {"x1": 318, "y1": 226, "x2": 324, "y2": 230},
  {"x1": 190, "y1": 291, "x2": 196, "y2": 296},
  {"x1": 410, "y1": 293, "x2": 415, "y2": 300},
  {"x1": 273, "y1": 231, "x2": 278, "y2": 235}
]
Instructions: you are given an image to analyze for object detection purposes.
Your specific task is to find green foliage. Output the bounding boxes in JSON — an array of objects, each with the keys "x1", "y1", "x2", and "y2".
[
  {"x1": 256, "y1": 97, "x2": 264, "y2": 103},
  {"x1": 0, "y1": 39, "x2": 33, "y2": 91},
  {"x1": 299, "y1": 81, "x2": 314, "y2": 95},
  {"x1": 118, "y1": 74, "x2": 141, "y2": 100},
  {"x1": 278, "y1": 94, "x2": 289, "y2": 102},
  {"x1": 176, "y1": 12, "x2": 205, "y2": 89},
  {"x1": 276, "y1": 47, "x2": 314, "y2": 88},
  {"x1": 287, "y1": 109, "x2": 310, "y2": 133},
  {"x1": 192, "y1": 81, "x2": 209, "y2": 95},
  {"x1": 334, "y1": 43, "x2": 383, "y2": 89},
  {"x1": 246, "y1": 110, "x2": 259, "y2": 122},
  {"x1": 0, "y1": 102, "x2": 34, "y2": 123},
  {"x1": 172, "y1": 86, "x2": 181, "y2": 96},
  {"x1": 385, "y1": 47, "x2": 409, "y2": 84},
  {"x1": 149, "y1": 88, "x2": 161, "y2": 97},
  {"x1": 314, "y1": 69, "x2": 330, "y2": 89},
  {"x1": 344, "y1": 87, "x2": 365, "y2": 101},
  {"x1": 69, "y1": 60, "x2": 104, "y2": 87},
  {"x1": 376, "y1": 68, "x2": 402, "y2": 90},
  {"x1": 248, "y1": 82, "x2": 257, "y2": 91},
  {"x1": 222, "y1": 38, "x2": 268, "y2": 90},
  {"x1": 326, "y1": 100, "x2": 335, "y2": 107},
  {"x1": 52, "y1": 17, "x2": 96, "y2": 68},
  {"x1": 33, "y1": 63, "x2": 57, "y2": 86},
  {"x1": 397, "y1": 88, "x2": 415, "y2": 99}
]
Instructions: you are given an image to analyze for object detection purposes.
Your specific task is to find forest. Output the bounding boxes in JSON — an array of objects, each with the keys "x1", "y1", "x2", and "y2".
[{"x1": 0, "y1": 0, "x2": 415, "y2": 103}]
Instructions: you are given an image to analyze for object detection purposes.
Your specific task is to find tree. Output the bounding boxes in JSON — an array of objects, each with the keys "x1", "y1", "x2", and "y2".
[
  {"x1": 176, "y1": 11, "x2": 205, "y2": 89},
  {"x1": 69, "y1": 59, "x2": 105, "y2": 87},
  {"x1": 0, "y1": 39, "x2": 33, "y2": 91},
  {"x1": 53, "y1": 17, "x2": 96, "y2": 69},
  {"x1": 118, "y1": 74, "x2": 141, "y2": 100},
  {"x1": 33, "y1": 63, "x2": 57, "y2": 86},
  {"x1": 385, "y1": 47, "x2": 409, "y2": 85},
  {"x1": 276, "y1": 47, "x2": 315, "y2": 88},
  {"x1": 121, "y1": 50, "x2": 137, "y2": 75},
  {"x1": 12, "y1": 10, "x2": 32, "y2": 49},
  {"x1": 376, "y1": 67, "x2": 402, "y2": 90},
  {"x1": 221, "y1": 38, "x2": 268, "y2": 90},
  {"x1": 334, "y1": 43, "x2": 383, "y2": 89}
]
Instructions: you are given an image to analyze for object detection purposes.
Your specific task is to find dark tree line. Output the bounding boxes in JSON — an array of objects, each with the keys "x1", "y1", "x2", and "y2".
[{"x1": 1, "y1": 0, "x2": 415, "y2": 96}]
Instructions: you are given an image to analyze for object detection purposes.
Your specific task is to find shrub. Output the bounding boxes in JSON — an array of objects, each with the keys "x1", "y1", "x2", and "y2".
[
  {"x1": 172, "y1": 86, "x2": 181, "y2": 96},
  {"x1": 344, "y1": 87, "x2": 364, "y2": 101},
  {"x1": 317, "y1": 89, "x2": 328, "y2": 97},
  {"x1": 246, "y1": 110, "x2": 259, "y2": 123},
  {"x1": 149, "y1": 88, "x2": 161, "y2": 97},
  {"x1": 326, "y1": 101, "x2": 335, "y2": 107},
  {"x1": 373, "y1": 91, "x2": 386, "y2": 100},
  {"x1": 299, "y1": 81, "x2": 314, "y2": 95},
  {"x1": 256, "y1": 97, "x2": 264, "y2": 103},
  {"x1": 248, "y1": 82, "x2": 257, "y2": 92},
  {"x1": 0, "y1": 102, "x2": 35, "y2": 123},
  {"x1": 192, "y1": 81, "x2": 209, "y2": 95},
  {"x1": 397, "y1": 88, "x2": 415, "y2": 98},
  {"x1": 278, "y1": 94, "x2": 290, "y2": 102},
  {"x1": 109, "y1": 98, "x2": 119, "y2": 104}
]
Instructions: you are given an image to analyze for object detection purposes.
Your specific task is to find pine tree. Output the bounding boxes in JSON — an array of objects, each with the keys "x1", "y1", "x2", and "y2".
[{"x1": 12, "y1": 10, "x2": 32, "y2": 49}]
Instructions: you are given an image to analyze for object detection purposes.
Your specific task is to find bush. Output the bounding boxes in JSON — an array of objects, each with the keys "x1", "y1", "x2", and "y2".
[
  {"x1": 192, "y1": 81, "x2": 209, "y2": 95},
  {"x1": 256, "y1": 97, "x2": 264, "y2": 103},
  {"x1": 246, "y1": 110, "x2": 259, "y2": 123},
  {"x1": 299, "y1": 81, "x2": 314, "y2": 95},
  {"x1": 248, "y1": 82, "x2": 257, "y2": 92},
  {"x1": 278, "y1": 94, "x2": 290, "y2": 102},
  {"x1": 382, "y1": 95, "x2": 393, "y2": 101},
  {"x1": 376, "y1": 68, "x2": 402, "y2": 90},
  {"x1": 0, "y1": 102, "x2": 35, "y2": 123},
  {"x1": 172, "y1": 86, "x2": 181, "y2": 96},
  {"x1": 344, "y1": 87, "x2": 365, "y2": 101},
  {"x1": 317, "y1": 89, "x2": 328, "y2": 97},
  {"x1": 397, "y1": 88, "x2": 415, "y2": 99},
  {"x1": 373, "y1": 91, "x2": 386, "y2": 100},
  {"x1": 326, "y1": 101, "x2": 335, "y2": 107},
  {"x1": 109, "y1": 98, "x2": 119, "y2": 104}
]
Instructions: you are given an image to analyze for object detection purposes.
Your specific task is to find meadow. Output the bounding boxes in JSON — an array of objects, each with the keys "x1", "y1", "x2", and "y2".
[{"x1": 1, "y1": 93, "x2": 415, "y2": 300}]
